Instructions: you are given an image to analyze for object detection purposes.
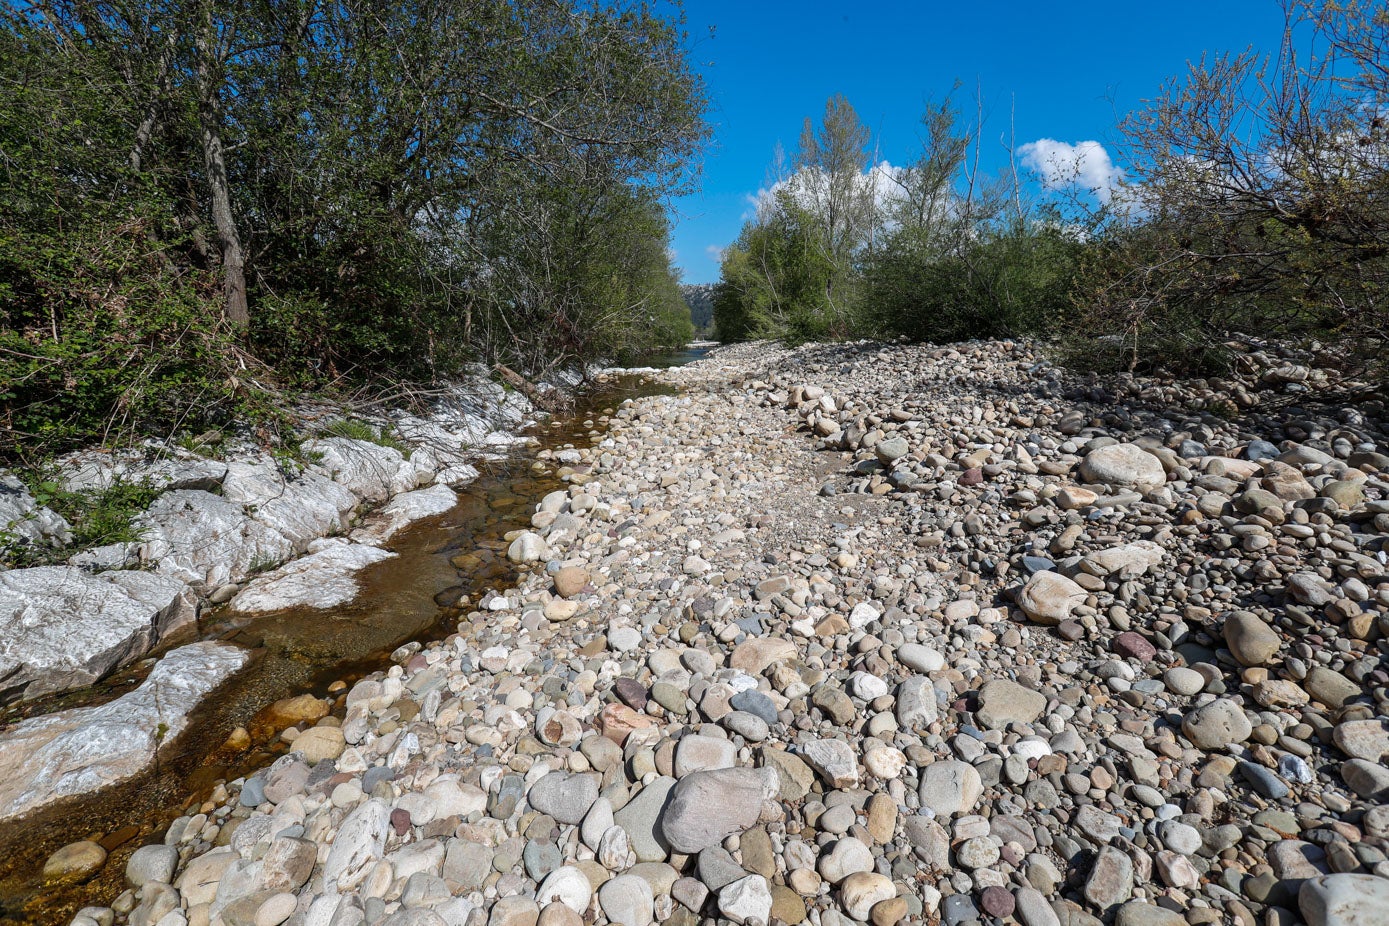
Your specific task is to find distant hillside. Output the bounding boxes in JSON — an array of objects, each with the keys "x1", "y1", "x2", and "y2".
[{"x1": 680, "y1": 283, "x2": 716, "y2": 336}]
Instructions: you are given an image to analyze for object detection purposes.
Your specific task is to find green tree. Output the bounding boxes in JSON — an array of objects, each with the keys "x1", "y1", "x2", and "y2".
[
  {"x1": 713, "y1": 95, "x2": 875, "y2": 341},
  {"x1": 713, "y1": 191, "x2": 836, "y2": 342},
  {"x1": 0, "y1": 0, "x2": 709, "y2": 461}
]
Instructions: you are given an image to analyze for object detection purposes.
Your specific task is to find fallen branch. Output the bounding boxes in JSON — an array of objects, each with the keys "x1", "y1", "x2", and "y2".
[{"x1": 495, "y1": 364, "x2": 572, "y2": 413}]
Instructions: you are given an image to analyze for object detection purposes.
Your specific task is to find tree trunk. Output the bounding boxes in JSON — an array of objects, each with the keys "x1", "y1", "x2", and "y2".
[
  {"x1": 196, "y1": 11, "x2": 249, "y2": 326},
  {"x1": 130, "y1": 28, "x2": 178, "y2": 173}
]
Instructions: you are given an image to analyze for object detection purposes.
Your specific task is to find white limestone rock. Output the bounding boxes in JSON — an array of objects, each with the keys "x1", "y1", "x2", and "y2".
[
  {"x1": 229, "y1": 539, "x2": 396, "y2": 614},
  {"x1": 0, "y1": 566, "x2": 196, "y2": 701},
  {"x1": 0, "y1": 641, "x2": 249, "y2": 820}
]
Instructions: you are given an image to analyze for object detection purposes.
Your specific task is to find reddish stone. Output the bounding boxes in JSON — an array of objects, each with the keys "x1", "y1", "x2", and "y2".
[
  {"x1": 1057, "y1": 620, "x2": 1085, "y2": 641},
  {"x1": 407, "y1": 654, "x2": 429, "y2": 673},
  {"x1": 598, "y1": 702, "x2": 657, "y2": 745},
  {"x1": 613, "y1": 677, "x2": 649, "y2": 710},
  {"x1": 959, "y1": 467, "x2": 984, "y2": 487},
  {"x1": 979, "y1": 886, "x2": 1015, "y2": 918},
  {"x1": 1113, "y1": 631, "x2": 1158, "y2": 661},
  {"x1": 390, "y1": 808, "x2": 411, "y2": 836}
]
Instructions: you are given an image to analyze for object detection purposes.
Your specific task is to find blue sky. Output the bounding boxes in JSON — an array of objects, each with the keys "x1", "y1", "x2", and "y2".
[{"x1": 666, "y1": 0, "x2": 1289, "y2": 284}]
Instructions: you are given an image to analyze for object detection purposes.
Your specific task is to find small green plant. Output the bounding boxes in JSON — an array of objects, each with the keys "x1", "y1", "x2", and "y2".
[
  {"x1": 46, "y1": 479, "x2": 161, "y2": 550},
  {"x1": 175, "y1": 430, "x2": 226, "y2": 456},
  {"x1": 0, "y1": 475, "x2": 161, "y2": 568},
  {"x1": 246, "y1": 552, "x2": 281, "y2": 575},
  {"x1": 321, "y1": 418, "x2": 410, "y2": 456}
]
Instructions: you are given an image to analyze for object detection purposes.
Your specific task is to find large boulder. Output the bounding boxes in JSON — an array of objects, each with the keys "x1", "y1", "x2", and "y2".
[
  {"x1": 222, "y1": 462, "x2": 359, "y2": 554},
  {"x1": 0, "y1": 566, "x2": 197, "y2": 702},
  {"x1": 660, "y1": 768, "x2": 776, "y2": 854},
  {"x1": 136, "y1": 490, "x2": 295, "y2": 588},
  {"x1": 302, "y1": 438, "x2": 419, "y2": 504},
  {"x1": 0, "y1": 641, "x2": 249, "y2": 820},
  {"x1": 1078, "y1": 444, "x2": 1166, "y2": 489}
]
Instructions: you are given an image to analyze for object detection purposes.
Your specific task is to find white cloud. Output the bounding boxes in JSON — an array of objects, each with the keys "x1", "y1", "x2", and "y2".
[
  {"x1": 1017, "y1": 139, "x2": 1124, "y2": 204},
  {"x1": 705, "y1": 244, "x2": 726, "y2": 262}
]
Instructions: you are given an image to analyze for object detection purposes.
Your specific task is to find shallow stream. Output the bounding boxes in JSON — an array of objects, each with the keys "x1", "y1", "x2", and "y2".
[{"x1": 0, "y1": 350, "x2": 706, "y2": 926}]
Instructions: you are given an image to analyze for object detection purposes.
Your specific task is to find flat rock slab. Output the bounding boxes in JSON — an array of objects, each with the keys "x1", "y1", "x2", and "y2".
[
  {"x1": 975, "y1": 679, "x2": 1047, "y2": 730},
  {"x1": 137, "y1": 489, "x2": 296, "y2": 589},
  {"x1": 350, "y1": 484, "x2": 458, "y2": 544},
  {"x1": 230, "y1": 539, "x2": 396, "y2": 614},
  {"x1": 0, "y1": 641, "x2": 249, "y2": 821},
  {"x1": 0, "y1": 566, "x2": 196, "y2": 702}
]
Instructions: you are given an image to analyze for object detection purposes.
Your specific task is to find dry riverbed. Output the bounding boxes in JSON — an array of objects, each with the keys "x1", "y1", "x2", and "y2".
[{"x1": 43, "y1": 339, "x2": 1389, "y2": 926}]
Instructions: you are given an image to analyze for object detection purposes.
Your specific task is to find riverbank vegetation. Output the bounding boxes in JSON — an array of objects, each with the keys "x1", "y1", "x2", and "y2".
[
  {"x1": 0, "y1": 0, "x2": 705, "y2": 465},
  {"x1": 712, "y1": 0, "x2": 1387, "y2": 386}
]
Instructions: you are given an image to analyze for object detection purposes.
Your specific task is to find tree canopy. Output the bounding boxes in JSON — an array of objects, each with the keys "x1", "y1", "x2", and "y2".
[{"x1": 0, "y1": 0, "x2": 706, "y2": 461}]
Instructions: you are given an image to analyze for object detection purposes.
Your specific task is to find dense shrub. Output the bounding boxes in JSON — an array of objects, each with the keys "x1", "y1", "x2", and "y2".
[{"x1": 863, "y1": 219, "x2": 1087, "y2": 343}]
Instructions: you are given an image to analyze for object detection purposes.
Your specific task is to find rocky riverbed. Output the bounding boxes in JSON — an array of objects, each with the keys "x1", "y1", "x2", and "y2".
[
  {"x1": 0, "y1": 376, "x2": 544, "y2": 825},
  {"x1": 46, "y1": 339, "x2": 1389, "y2": 926}
]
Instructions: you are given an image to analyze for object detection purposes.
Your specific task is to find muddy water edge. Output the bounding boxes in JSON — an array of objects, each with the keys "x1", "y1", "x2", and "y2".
[{"x1": 0, "y1": 361, "x2": 697, "y2": 926}]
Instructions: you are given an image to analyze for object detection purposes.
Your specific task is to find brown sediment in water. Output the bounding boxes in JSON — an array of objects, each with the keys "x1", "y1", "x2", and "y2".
[{"x1": 0, "y1": 361, "x2": 696, "y2": 926}]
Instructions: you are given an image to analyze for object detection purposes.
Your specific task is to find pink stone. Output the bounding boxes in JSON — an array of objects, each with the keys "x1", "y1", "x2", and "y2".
[
  {"x1": 1114, "y1": 631, "x2": 1158, "y2": 661},
  {"x1": 979, "y1": 886, "x2": 1015, "y2": 917}
]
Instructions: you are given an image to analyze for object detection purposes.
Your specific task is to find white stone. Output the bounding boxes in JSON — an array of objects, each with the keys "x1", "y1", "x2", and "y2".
[
  {"x1": 0, "y1": 472, "x2": 70, "y2": 551},
  {"x1": 850, "y1": 672, "x2": 889, "y2": 701},
  {"x1": 350, "y1": 484, "x2": 458, "y2": 544},
  {"x1": 137, "y1": 490, "x2": 295, "y2": 588},
  {"x1": 799, "y1": 739, "x2": 860, "y2": 789},
  {"x1": 324, "y1": 799, "x2": 392, "y2": 891},
  {"x1": 896, "y1": 644, "x2": 944, "y2": 673},
  {"x1": 230, "y1": 539, "x2": 395, "y2": 614},
  {"x1": 863, "y1": 746, "x2": 907, "y2": 779},
  {"x1": 222, "y1": 462, "x2": 358, "y2": 553},
  {"x1": 507, "y1": 532, "x2": 548, "y2": 564},
  {"x1": 848, "y1": 602, "x2": 880, "y2": 629},
  {"x1": 1079, "y1": 443, "x2": 1166, "y2": 489},
  {"x1": 303, "y1": 437, "x2": 418, "y2": 504},
  {"x1": 535, "y1": 866, "x2": 592, "y2": 915},
  {"x1": 0, "y1": 642, "x2": 249, "y2": 821},
  {"x1": 0, "y1": 566, "x2": 196, "y2": 700},
  {"x1": 818, "y1": 837, "x2": 874, "y2": 884},
  {"x1": 717, "y1": 875, "x2": 772, "y2": 925},
  {"x1": 1017, "y1": 571, "x2": 1088, "y2": 625},
  {"x1": 598, "y1": 874, "x2": 654, "y2": 926},
  {"x1": 839, "y1": 872, "x2": 896, "y2": 921},
  {"x1": 917, "y1": 761, "x2": 983, "y2": 817}
]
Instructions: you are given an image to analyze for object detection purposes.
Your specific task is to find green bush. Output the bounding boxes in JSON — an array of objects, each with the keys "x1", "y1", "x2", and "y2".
[
  {"x1": 0, "y1": 477, "x2": 161, "y2": 568},
  {"x1": 862, "y1": 219, "x2": 1087, "y2": 343},
  {"x1": 0, "y1": 219, "x2": 276, "y2": 464}
]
